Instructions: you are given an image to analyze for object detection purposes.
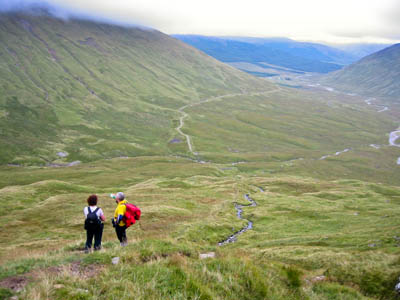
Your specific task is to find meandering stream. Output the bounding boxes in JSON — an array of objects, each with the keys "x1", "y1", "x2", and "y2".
[
  {"x1": 218, "y1": 194, "x2": 257, "y2": 246},
  {"x1": 389, "y1": 129, "x2": 400, "y2": 165},
  {"x1": 364, "y1": 98, "x2": 389, "y2": 113},
  {"x1": 315, "y1": 86, "x2": 398, "y2": 165},
  {"x1": 319, "y1": 148, "x2": 351, "y2": 160}
]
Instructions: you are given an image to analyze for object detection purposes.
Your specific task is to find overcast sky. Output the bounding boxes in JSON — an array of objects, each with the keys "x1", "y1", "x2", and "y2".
[{"x1": 2, "y1": 0, "x2": 400, "y2": 44}]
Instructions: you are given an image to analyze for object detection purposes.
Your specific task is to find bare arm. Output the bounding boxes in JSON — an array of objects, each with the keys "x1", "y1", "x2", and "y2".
[{"x1": 99, "y1": 208, "x2": 105, "y2": 222}]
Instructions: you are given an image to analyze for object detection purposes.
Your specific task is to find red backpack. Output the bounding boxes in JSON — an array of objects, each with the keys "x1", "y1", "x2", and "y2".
[{"x1": 123, "y1": 203, "x2": 141, "y2": 228}]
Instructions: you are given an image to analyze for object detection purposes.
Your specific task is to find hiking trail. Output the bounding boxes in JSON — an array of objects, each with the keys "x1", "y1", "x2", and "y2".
[{"x1": 176, "y1": 89, "x2": 281, "y2": 155}]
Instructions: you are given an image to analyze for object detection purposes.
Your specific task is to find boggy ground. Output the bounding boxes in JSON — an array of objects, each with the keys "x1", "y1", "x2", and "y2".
[{"x1": 0, "y1": 156, "x2": 399, "y2": 299}]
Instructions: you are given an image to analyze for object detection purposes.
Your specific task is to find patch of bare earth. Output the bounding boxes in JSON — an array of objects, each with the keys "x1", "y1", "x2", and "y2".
[
  {"x1": 0, "y1": 275, "x2": 28, "y2": 292},
  {"x1": 0, "y1": 261, "x2": 104, "y2": 292}
]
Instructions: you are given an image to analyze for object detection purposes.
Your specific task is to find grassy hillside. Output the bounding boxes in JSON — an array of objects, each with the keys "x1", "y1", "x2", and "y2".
[
  {"x1": 1, "y1": 157, "x2": 400, "y2": 299},
  {"x1": 1, "y1": 11, "x2": 400, "y2": 300},
  {"x1": 322, "y1": 44, "x2": 400, "y2": 99},
  {"x1": 0, "y1": 13, "x2": 268, "y2": 165},
  {"x1": 175, "y1": 87, "x2": 400, "y2": 185}
]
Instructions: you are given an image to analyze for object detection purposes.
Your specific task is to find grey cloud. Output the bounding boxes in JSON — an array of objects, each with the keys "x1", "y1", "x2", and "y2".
[
  {"x1": 0, "y1": 0, "x2": 165, "y2": 29},
  {"x1": 329, "y1": 3, "x2": 400, "y2": 44},
  {"x1": 381, "y1": 1, "x2": 400, "y2": 27},
  {"x1": 1, "y1": 0, "x2": 399, "y2": 44},
  {"x1": 1, "y1": 0, "x2": 51, "y2": 14},
  {"x1": 330, "y1": 27, "x2": 400, "y2": 41}
]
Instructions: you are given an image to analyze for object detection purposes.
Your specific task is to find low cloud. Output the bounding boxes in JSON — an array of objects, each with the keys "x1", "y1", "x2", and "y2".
[
  {"x1": 0, "y1": 0, "x2": 65, "y2": 17},
  {"x1": 0, "y1": 0, "x2": 166, "y2": 29},
  {"x1": 328, "y1": 0, "x2": 400, "y2": 43},
  {"x1": 0, "y1": 0, "x2": 399, "y2": 44},
  {"x1": 330, "y1": 25, "x2": 400, "y2": 42},
  {"x1": 381, "y1": 1, "x2": 400, "y2": 28},
  {"x1": 330, "y1": 28, "x2": 400, "y2": 41}
]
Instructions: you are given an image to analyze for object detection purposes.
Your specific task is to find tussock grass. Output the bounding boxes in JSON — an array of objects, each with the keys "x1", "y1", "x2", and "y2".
[{"x1": 0, "y1": 158, "x2": 399, "y2": 299}]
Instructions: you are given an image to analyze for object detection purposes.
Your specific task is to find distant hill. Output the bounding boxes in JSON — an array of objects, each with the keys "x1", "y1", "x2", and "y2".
[
  {"x1": 173, "y1": 35, "x2": 357, "y2": 74},
  {"x1": 333, "y1": 43, "x2": 391, "y2": 60},
  {"x1": 323, "y1": 43, "x2": 400, "y2": 98},
  {"x1": 222, "y1": 36, "x2": 359, "y2": 65},
  {"x1": 0, "y1": 12, "x2": 267, "y2": 165}
]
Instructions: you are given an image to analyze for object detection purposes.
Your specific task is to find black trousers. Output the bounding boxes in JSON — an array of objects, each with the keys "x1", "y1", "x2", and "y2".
[
  {"x1": 85, "y1": 223, "x2": 104, "y2": 249},
  {"x1": 115, "y1": 225, "x2": 127, "y2": 243}
]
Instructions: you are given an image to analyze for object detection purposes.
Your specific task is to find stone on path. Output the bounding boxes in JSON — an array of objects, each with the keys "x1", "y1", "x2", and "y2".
[
  {"x1": 112, "y1": 257, "x2": 120, "y2": 265},
  {"x1": 311, "y1": 275, "x2": 326, "y2": 283},
  {"x1": 57, "y1": 152, "x2": 68, "y2": 157},
  {"x1": 54, "y1": 284, "x2": 65, "y2": 289},
  {"x1": 199, "y1": 252, "x2": 215, "y2": 259}
]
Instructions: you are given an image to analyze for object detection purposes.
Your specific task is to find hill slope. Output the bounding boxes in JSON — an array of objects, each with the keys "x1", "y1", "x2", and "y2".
[
  {"x1": 1, "y1": 157, "x2": 400, "y2": 300},
  {"x1": 173, "y1": 35, "x2": 352, "y2": 74},
  {"x1": 0, "y1": 12, "x2": 268, "y2": 165},
  {"x1": 323, "y1": 43, "x2": 400, "y2": 98},
  {"x1": 334, "y1": 43, "x2": 391, "y2": 60}
]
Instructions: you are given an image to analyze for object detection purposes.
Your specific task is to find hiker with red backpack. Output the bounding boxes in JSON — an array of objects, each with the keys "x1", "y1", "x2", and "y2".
[
  {"x1": 111, "y1": 192, "x2": 141, "y2": 247},
  {"x1": 84, "y1": 194, "x2": 105, "y2": 253}
]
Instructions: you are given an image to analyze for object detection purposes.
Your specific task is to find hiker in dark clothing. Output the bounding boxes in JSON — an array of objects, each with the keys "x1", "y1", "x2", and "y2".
[{"x1": 84, "y1": 194, "x2": 105, "y2": 253}]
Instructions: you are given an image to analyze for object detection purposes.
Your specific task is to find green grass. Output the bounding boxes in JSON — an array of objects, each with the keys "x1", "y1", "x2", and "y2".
[
  {"x1": 0, "y1": 157, "x2": 399, "y2": 299},
  {"x1": 0, "y1": 13, "x2": 268, "y2": 165},
  {"x1": 0, "y1": 12, "x2": 400, "y2": 300}
]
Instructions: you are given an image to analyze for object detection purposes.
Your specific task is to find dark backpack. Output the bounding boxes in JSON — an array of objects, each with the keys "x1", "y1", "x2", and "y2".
[{"x1": 84, "y1": 207, "x2": 102, "y2": 230}]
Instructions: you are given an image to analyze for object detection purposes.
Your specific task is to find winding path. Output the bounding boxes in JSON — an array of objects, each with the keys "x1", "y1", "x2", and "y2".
[
  {"x1": 173, "y1": 90, "x2": 279, "y2": 245},
  {"x1": 176, "y1": 89, "x2": 280, "y2": 154}
]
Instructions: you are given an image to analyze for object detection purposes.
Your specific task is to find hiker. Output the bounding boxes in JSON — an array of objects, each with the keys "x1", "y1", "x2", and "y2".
[
  {"x1": 111, "y1": 192, "x2": 141, "y2": 246},
  {"x1": 83, "y1": 194, "x2": 105, "y2": 253},
  {"x1": 112, "y1": 192, "x2": 128, "y2": 246}
]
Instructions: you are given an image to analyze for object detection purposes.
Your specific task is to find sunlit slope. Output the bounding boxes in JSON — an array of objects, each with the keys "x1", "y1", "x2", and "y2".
[
  {"x1": 0, "y1": 13, "x2": 268, "y2": 165},
  {"x1": 323, "y1": 43, "x2": 400, "y2": 99}
]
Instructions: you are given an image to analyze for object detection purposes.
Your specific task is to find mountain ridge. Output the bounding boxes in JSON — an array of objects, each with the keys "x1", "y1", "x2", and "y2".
[
  {"x1": 173, "y1": 35, "x2": 357, "y2": 73},
  {"x1": 0, "y1": 12, "x2": 269, "y2": 165},
  {"x1": 322, "y1": 43, "x2": 400, "y2": 99}
]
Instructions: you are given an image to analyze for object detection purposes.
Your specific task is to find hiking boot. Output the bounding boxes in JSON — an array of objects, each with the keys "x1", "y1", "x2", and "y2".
[
  {"x1": 94, "y1": 246, "x2": 101, "y2": 251},
  {"x1": 84, "y1": 247, "x2": 91, "y2": 254},
  {"x1": 120, "y1": 242, "x2": 128, "y2": 247}
]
